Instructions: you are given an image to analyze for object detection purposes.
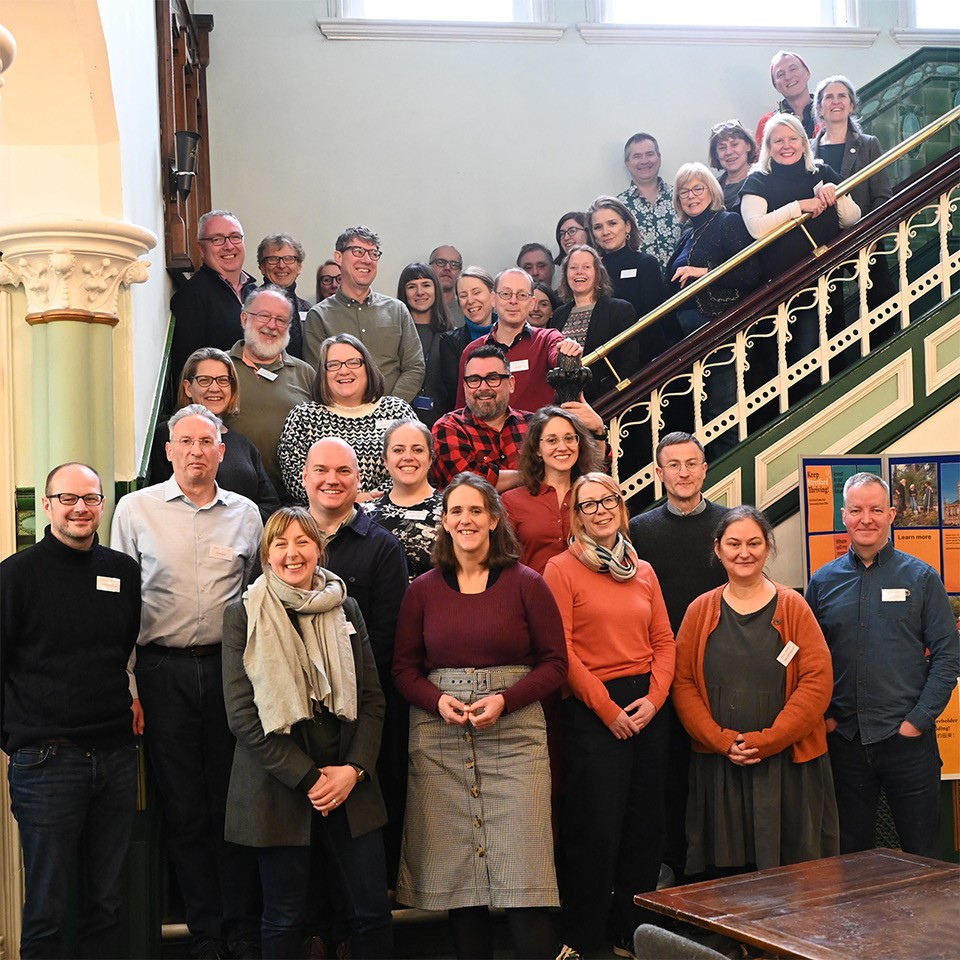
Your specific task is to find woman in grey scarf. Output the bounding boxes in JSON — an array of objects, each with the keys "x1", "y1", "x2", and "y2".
[{"x1": 221, "y1": 506, "x2": 391, "y2": 958}]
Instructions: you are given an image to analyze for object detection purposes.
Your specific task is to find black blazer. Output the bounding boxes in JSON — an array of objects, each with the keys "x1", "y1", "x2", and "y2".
[
  {"x1": 435, "y1": 326, "x2": 473, "y2": 416},
  {"x1": 549, "y1": 295, "x2": 639, "y2": 401},
  {"x1": 812, "y1": 127, "x2": 892, "y2": 216},
  {"x1": 664, "y1": 211, "x2": 761, "y2": 319}
]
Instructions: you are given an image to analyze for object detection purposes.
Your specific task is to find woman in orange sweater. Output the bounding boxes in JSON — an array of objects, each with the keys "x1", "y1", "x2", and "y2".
[
  {"x1": 673, "y1": 505, "x2": 838, "y2": 877},
  {"x1": 543, "y1": 473, "x2": 675, "y2": 959}
]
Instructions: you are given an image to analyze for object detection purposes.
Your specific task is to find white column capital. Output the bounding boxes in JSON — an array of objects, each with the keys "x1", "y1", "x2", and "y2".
[{"x1": 0, "y1": 219, "x2": 157, "y2": 316}]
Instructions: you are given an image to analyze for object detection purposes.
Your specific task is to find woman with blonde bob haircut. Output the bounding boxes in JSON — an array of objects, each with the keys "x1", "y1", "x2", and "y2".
[
  {"x1": 544, "y1": 472, "x2": 675, "y2": 958},
  {"x1": 221, "y1": 506, "x2": 392, "y2": 958}
]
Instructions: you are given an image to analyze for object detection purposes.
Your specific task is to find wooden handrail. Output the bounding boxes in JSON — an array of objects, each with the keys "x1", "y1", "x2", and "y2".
[
  {"x1": 593, "y1": 145, "x2": 960, "y2": 421},
  {"x1": 582, "y1": 105, "x2": 960, "y2": 388}
]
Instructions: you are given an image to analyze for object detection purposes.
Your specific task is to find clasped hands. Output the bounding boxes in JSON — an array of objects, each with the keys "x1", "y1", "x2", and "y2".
[
  {"x1": 307, "y1": 764, "x2": 359, "y2": 816},
  {"x1": 438, "y1": 692, "x2": 505, "y2": 731},
  {"x1": 799, "y1": 183, "x2": 839, "y2": 219},
  {"x1": 606, "y1": 697, "x2": 656, "y2": 740}
]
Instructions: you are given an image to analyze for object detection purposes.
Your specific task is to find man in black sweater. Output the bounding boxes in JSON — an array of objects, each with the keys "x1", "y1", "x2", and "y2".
[
  {"x1": 629, "y1": 432, "x2": 730, "y2": 883},
  {"x1": 1, "y1": 462, "x2": 142, "y2": 959}
]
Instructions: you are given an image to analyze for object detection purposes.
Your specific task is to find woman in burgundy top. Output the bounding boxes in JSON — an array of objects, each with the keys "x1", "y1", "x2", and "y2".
[{"x1": 393, "y1": 473, "x2": 567, "y2": 960}]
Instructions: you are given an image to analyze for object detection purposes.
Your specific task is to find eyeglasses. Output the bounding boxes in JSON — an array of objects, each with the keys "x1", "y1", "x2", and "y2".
[
  {"x1": 496, "y1": 290, "x2": 533, "y2": 302},
  {"x1": 576, "y1": 494, "x2": 622, "y2": 515},
  {"x1": 173, "y1": 437, "x2": 218, "y2": 449},
  {"x1": 430, "y1": 257, "x2": 462, "y2": 270},
  {"x1": 261, "y1": 255, "x2": 301, "y2": 265},
  {"x1": 661, "y1": 459, "x2": 705, "y2": 473},
  {"x1": 559, "y1": 225, "x2": 585, "y2": 238},
  {"x1": 319, "y1": 275, "x2": 341, "y2": 285},
  {"x1": 246, "y1": 310, "x2": 291, "y2": 327},
  {"x1": 678, "y1": 184, "x2": 707, "y2": 199},
  {"x1": 463, "y1": 372, "x2": 509, "y2": 388},
  {"x1": 541, "y1": 434, "x2": 580, "y2": 448},
  {"x1": 48, "y1": 492, "x2": 105, "y2": 506},
  {"x1": 324, "y1": 357, "x2": 365, "y2": 372},
  {"x1": 343, "y1": 246, "x2": 382, "y2": 261},
  {"x1": 199, "y1": 233, "x2": 243, "y2": 246},
  {"x1": 191, "y1": 375, "x2": 233, "y2": 388}
]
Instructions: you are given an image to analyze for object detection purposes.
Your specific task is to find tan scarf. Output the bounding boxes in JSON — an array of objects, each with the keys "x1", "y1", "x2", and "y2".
[
  {"x1": 242, "y1": 567, "x2": 358, "y2": 735},
  {"x1": 569, "y1": 531, "x2": 639, "y2": 582}
]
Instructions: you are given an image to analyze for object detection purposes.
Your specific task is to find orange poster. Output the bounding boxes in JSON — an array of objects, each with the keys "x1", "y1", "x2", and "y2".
[
  {"x1": 808, "y1": 534, "x2": 849, "y2": 578},
  {"x1": 805, "y1": 465, "x2": 834, "y2": 533},
  {"x1": 944, "y1": 529, "x2": 960, "y2": 594},
  {"x1": 893, "y1": 529, "x2": 942, "y2": 575},
  {"x1": 936, "y1": 682, "x2": 960, "y2": 781}
]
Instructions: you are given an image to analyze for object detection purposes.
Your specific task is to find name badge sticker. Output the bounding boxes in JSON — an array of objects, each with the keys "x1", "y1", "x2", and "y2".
[
  {"x1": 405, "y1": 509, "x2": 429, "y2": 521},
  {"x1": 882, "y1": 588, "x2": 909, "y2": 602},
  {"x1": 209, "y1": 544, "x2": 235, "y2": 561},
  {"x1": 346, "y1": 621, "x2": 357, "y2": 635},
  {"x1": 298, "y1": 311, "x2": 308, "y2": 325},
  {"x1": 96, "y1": 575, "x2": 121, "y2": 593},
  {"x1": 375, "y1": 418, "x2": 394, "y2": 430},
  {"x1": 510, "y1": 359, "x2": 530, "y2": 373},
  {"x1": 777, "y1": 641, "x2": 799, "y2": 667},
  {"x1": 620, "y1": 268, "x2": 638, "y2": 279},
  {"x1": 256, "y1": 367, "x2": 278, "y2": 381}
]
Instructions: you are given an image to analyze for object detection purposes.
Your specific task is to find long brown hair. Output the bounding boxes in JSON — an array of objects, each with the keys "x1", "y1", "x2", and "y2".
[{"x1": 518, "y1": 407, "x2": 602, "y2": 494}]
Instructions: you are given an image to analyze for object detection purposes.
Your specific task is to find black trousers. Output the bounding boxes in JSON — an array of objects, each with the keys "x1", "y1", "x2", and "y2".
[
  {"x1": 560, "y1": 675, "x2": 668, "y2": 951},
  {"x1": 136, "y1": 645, "x2": 260, "y2": 947}
]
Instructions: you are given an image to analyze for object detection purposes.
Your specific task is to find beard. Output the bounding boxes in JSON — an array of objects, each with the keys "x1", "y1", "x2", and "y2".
[{"x1": 244, "y1": 326, "x2": 290, "y2": 361}]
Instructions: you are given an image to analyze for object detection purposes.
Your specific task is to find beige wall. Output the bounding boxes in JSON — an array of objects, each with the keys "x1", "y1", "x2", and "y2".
[{"x1": 200, "y1": 0, "x2": 911, "y2": 291}]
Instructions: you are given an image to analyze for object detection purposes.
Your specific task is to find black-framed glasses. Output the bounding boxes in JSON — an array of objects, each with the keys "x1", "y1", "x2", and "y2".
[
  {"x1": 343, "y1": 246, "x2": 382, "y2": 261},
  {"x1": 199, "y1": 233, "x2": 243, "y2": 246},
  {"x1": 324, "y1": 357, "x2": 365, "y2": 372},
  {"x1": 559, "y1": 225, "x2": 585, "y2": 238},
  {"x1": 191, "y1": 374, "x2": 233, "y2": 388},
  {"x1": 463, "y1": 372, "x2": 509, "y2": 388},
  {"x1": 246, "y1": 310, "x2": 291, "y2": 327},
  {"x1": 576, "y1": 494, "x2": 621, "y2": 515},
  {"x1": 261, "y1": 255, "x2": 301, "y2": 265},
  {"x1": 430, "y1": 257, "x2": 462, "y2": 270},
  {"x1": 319, "y1": 275, "x2": 341, "y2": 285},
  {"x1": 48, "y1": 492, "x2": 105, "y2": 506}
]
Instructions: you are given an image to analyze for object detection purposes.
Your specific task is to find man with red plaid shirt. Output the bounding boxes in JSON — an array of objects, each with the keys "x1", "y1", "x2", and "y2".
[{"x1": 431, "y1": 344, "x2": 530, "y2": 492}]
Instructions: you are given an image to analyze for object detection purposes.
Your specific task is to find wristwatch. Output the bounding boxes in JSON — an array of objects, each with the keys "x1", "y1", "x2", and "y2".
[
  {"x1": 348, "y1": 763, "x2": 367, "y2": 782},
  {"x1": 592, "y1": 425, "x2": 609, "y2": 441}
]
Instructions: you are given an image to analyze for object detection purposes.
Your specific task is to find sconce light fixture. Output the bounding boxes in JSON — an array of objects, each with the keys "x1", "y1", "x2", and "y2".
[{"x1": 169, "y1": 130, "x2": 202, "y2": 201}]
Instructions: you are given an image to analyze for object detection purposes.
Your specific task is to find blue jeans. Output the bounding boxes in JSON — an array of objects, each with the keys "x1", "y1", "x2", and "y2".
[
  {"x1": 9, "y1": 741, "x2": 137, "y2": 959},
  {"x1": 256, "y1": 810, "x2": 392, "y2": 959},
  {"x1": 828, "y1": 728, "x2": 943, "y2": 859}
]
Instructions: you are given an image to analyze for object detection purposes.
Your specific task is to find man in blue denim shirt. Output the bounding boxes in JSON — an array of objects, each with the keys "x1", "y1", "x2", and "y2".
[{"x1": 807, "y1": 472, "x2": 959, "y2": 859}]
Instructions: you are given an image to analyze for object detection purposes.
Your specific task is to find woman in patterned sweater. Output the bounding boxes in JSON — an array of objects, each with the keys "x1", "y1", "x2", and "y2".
[{"x1": 278, "y1": 333, "x2": 415, "y2": 503}]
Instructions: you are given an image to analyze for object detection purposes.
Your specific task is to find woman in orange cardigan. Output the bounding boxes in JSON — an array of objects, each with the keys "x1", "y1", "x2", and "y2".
[{"x1": 673, "y1": 505, "x2": 838, "y2": 876}]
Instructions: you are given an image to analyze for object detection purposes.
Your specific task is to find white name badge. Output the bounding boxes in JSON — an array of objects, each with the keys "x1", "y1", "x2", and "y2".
[
  {"x1": 346, "y1": 621, "x2": 357, "y2": 635},
  {"x1": 510, "y1": 359, "x2": 530, "y2": 373},
  {"x1": 209, "y1": 544, "x2": 235, "y2": 561},
  {"x1": 620, "y1": 268, "x2": 638, "y2": 279},
  {"x1": 375, "y1": 419, "x2": 395, "y2": 430},
  {"x1": 405, "y1": 509, "x2": 429, "y2": 521},
  {"x1": 256, "y1": 366, "x2": 278, "y2": 381},
  {"x1": 96, "y1": 575, "x2": 121, "y2": 593},
  {"x1": 882, "y1": 588, "x2": 909, "y2": 602},
  {"x1": 777, "y1": 641, "x2": 799, "y2": 667},
  {"x1": 298, "y1": 311, "x2": 308, "y2": 325}
]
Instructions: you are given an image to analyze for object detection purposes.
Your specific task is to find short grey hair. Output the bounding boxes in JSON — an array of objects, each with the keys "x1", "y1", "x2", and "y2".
[
  {"x1": 495, "y1": 267, "x2": 534, "y2": 293},
  {"x1": 257, "y1": 233, "x2": 305, "y2": 263},
  {"x1": 168, "y1": 403, "x2": 223, "y2": 444},
  {"x1": 843, "y1": 471, "x2": 889, "y2": 503},
  {"x1": 242, "y1": 285, "x2": 292, "y2": 316},
  {"x1": 198, "y1": 209, "x2": 241, "y2": 241}
]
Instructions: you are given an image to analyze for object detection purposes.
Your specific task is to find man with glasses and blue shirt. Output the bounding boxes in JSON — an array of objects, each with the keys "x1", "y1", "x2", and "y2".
[
  {"x1": 112, "y1": 405, "x2": 263, "y2": 959},
  {"x1": 303, "y1": 225, "x2": 424, "y2": 403},
  {"x1": 2, "y1": 462, "x2": 141, "y2": 959},
  {"x1": 629, "y1": 431, "x2": 730, "y2": 885},
  {"x1": 455, "y1": 267, "x2": 582, "y2": 412},
  {"x1": 228, "y1": 287, "x2": 314, "y2": 500},
  {"x1": 170, "y1": 209, "x2": 257, "y2": 379}
]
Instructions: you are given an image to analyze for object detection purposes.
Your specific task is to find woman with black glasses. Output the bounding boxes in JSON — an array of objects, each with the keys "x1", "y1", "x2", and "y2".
[
  {"x1": 278, "y1": 334, "x2": 416, "y2": 503},
  {"x1": 544, "y1": 473, "x2": 675, "y2": 960},
  {"x1": 149, "y1": 347, "x2": 279, "y2": 520}
]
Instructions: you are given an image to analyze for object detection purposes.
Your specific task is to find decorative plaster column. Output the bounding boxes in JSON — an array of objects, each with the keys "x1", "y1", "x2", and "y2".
[{"x1": 0, "y1": 219, "x2": 157, "y2": 528}]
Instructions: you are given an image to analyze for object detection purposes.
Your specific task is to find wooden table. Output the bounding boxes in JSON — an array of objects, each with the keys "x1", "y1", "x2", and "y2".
[{"x1": 634, "y1": 848, "x2": 960, "y2": 959}]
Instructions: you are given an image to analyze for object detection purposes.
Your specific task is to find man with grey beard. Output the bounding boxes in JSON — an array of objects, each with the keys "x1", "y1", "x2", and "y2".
[{"x1": 228, "y1": 286, "x2": 314, "y2": 499}]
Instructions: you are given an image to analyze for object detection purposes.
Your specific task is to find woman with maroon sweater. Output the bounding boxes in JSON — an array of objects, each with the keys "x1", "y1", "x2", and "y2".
[{"x1": 393, "y1": 472, "x2": 567, "y2": 960}]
